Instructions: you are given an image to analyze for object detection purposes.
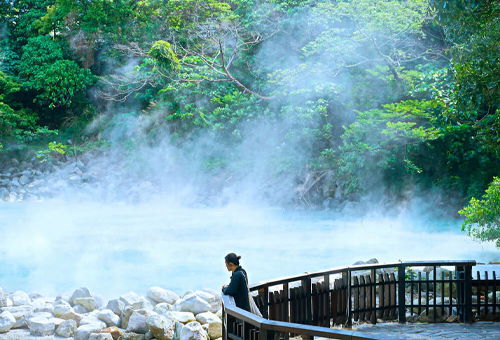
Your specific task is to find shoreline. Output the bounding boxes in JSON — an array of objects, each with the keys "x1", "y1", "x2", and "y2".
[{"x1": 0, "y1": 286, "x2": 223, "y2": 340}]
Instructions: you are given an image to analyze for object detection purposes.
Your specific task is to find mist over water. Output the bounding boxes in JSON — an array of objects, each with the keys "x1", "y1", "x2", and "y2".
[
  {"x1": 1, "y1": 2, "x2": 497, "y2": 302},
  {"x1": 0, "y1": 198, "x2": 497, "y2": 299}
]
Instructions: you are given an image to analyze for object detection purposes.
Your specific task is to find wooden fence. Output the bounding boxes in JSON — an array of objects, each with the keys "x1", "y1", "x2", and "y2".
[{"x1": 222, "y1": 260, "x2": 499, "y2": 340}]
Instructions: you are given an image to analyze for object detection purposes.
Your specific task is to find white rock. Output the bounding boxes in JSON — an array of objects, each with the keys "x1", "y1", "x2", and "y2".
[
  {"x1": 180, "y1": 321, "x2": 208, "y2": 340},
  {"x1": 56, "y1": 319, "x2": 77, "y2": 337},
  {"x1": 126, "y1": 311, "x2": 149, "y2": 334},
  {"x1": 206, "y1": 321, "x2": 222, "y2": 340},
  {"x1": 146, "y1": 314, "x2": 176, "y2": 340},
  {"x1": 174, "y1": 295, "x2": 211, "y2": 315},
  {"x1": 106, "y1": 299, "x2": 125, "y2": 316},
  {"x1": 174, "y1": 322, "x2": 185, "y2": 339},
  {"x1": 2, "y1": 305, "x2": 34, "y2": 328},
  {"x1": 147, "y1": 287, "x2": 179, "y2": 305},
  {"x1": 28, "y1": 316, "x2": 55, "y2": 336},
  {"x1": 0, "y1": 289, "x2": 8, "y2": 308},
  {"x1": 10, "y1": 291, "x2": 30, "y2": 307},
  {"x1": 195, "y1": 313, "x2": 221, "y2": 340},
  {"x1": 97, "y1": 309, "x2": 120, "y2": 327},
  {"x1": 195, "y1": 312, "x2": 220, "y2": 325},
  {"x1": 74, "y1": 297, "x2": 97, "y2": 312},
  {"x1": 70, "y1": 287, "x2": 92, "y2": 306},
  {"x1": 80, "y1": 314, "x2": 104, "y2": 326},
  {"x1": 75, "y1": 322, "x2": 106, "y2": 340},
  {"x1": 131, "y1": 297, "x2": 154, "y2": 311},
  {"x1": 120, "y1": 292, "x2": 142, "y2": 307},
  {"x1": 165, "y1": 311, "x2": 196, "y2": 324},
  {"x1": 154, "y1": 303, "x2": 173, "y2": 315},
  {"x1": 59, "y1": 310, "x2": 82, "y2": 323},
  {"x1": 89, "y1": 333, "x2": 113, "y2": 340},
  {"x1": 49, "y1": 317, "x2": 64, "y2": 327},
  {"x1": 32, "y1": 298, "x2": 54, "y2": 313},
  {"x1": 121, "y1": 306, "x2": 134, "y2": 329},
  {"x1": 53, "y1": 301, "x2": 73, "y2": 317},
  {"x1": 0, "y1": 311, "x2": 15, "y2": 333},
  {"x1": 25, "y1": 312, "x2": 52, "y2": 323},
  {"x1": 196, "y1": 290, "x2": 221, "y2": 313},
  {"x1": 74, "y1": 304, "x2": 89, "y2": 314}
]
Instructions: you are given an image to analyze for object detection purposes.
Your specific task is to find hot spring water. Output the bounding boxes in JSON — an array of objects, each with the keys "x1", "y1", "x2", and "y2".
[{"x1": 0, "y1": 199, "x2": 497, "y2": 298}]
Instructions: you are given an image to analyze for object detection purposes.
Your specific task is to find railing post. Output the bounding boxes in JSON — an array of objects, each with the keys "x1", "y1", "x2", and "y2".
[
  {"x1": 258, "y1": 328, "x2": 268, "y2": 340},
  {"x1": 464, "y1": 264, "x2": 473, "y2": 323},
  {"x1": 302, "y1": 277, "x2": 312, "y2": 325},
  {"x1": 346, "y1": 270, "x2": 352, "y2": 327},
  {"x1": 370, "y1": 269, "x2": 376, "y2": 324},
  {"x1": 263, "y1": 285, "x2": 269, "y2": 319},
  {"x1": 398, "y1": 264, "x2": 406, "y2": 323},
  {"x1": 222, "y1": 304, "x2": 227, "y2": 340}
]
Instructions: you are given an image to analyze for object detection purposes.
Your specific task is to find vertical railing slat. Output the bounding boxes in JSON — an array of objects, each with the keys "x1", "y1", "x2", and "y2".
[{"x1": 398, "y1": 264, "x2": 406, "y2": 323}]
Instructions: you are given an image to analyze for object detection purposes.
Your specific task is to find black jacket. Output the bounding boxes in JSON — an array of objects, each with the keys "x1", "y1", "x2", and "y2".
[{"x1": 222, "y1": 266, "x2": 250, "y2": 311}]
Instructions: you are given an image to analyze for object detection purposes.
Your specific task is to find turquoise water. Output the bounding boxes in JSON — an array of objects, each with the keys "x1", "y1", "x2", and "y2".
[{"x1": 0, "y1": 200, "x2": 497, "y2": 299}]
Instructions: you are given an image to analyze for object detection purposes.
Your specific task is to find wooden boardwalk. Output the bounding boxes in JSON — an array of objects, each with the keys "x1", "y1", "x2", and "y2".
[{"x1": 222, "y1": 260, "x2": 500, "y2": 340}]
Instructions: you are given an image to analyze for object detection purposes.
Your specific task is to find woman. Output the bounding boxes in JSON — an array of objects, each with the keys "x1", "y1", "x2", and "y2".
[{"x1": 221, "y1": 252, "x2": 250, "y2": 312}]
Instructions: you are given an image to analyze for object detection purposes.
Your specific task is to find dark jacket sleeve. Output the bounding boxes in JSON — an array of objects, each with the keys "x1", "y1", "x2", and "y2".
[{"x1": 222, "y1": 271, "x2": 244, "y2": 296}]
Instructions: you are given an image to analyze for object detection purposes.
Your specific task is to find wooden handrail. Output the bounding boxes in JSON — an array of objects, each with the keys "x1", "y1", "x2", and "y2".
[
  {"x1": 222, "y1": 260, "x2": 489, "y2": 339},
  {"x1": 249, "y1": 260, "x2": 477, "y2": 291},
  {"x1": 222, "y1": 295, "x2": 384, "y2": 340}
]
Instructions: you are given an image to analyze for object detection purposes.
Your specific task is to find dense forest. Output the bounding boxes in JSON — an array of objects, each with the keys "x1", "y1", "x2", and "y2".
[{"x1": 0, "y1": 0, "x2": 498, "y2": 244}]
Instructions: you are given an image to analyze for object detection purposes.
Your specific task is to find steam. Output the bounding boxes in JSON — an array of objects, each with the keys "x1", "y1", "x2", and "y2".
[{"x1": 1, "y1": 2, "x2": 496, "y2": 299}]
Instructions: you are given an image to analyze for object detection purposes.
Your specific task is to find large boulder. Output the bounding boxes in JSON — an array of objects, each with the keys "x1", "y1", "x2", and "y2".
[
  {"x1": 75, "y1": 322, "x2": 107, "y2": 340},
  {"x1": 98, "y1": 309, "x2": 120, "y2": 327},
  {"x1": 1, "y1": 305, "x2": 34, "y2": 328},
  {"x1": 70, "y1": 288, "x2": 92, "y2": 306},
  {"x1": 53, "y1": 300, "x2": 74, "y2": 318},
  {"x1": 195, "y1": 312, "x2": 220, "y2": 325},
  {"x1": 126, "y1": 310, "x2": 153, "y2": 334},
  {"x1": 180, "y1": 321, "x2": 208, "y2": 340},
  {"x1": 174, "y1": 294, "x2": 211, "y2": 315},
  {"x1": 27, "y1": 316, "x2": 55, "y2": 336},
  {"x1": 32, "y1": 298, "x2": 54, "y2": 313},
  {"x1": 165, "y1": 311, "x2": 196, "y2": 324},
  {"x1": 120, "y1": 292, "x2": 143, "y2": 307},
  {"x1": 74, "y1": 297, "x2": 98, "y2": 312},
  {"x1": 106, "y1": 299, "x2": 125, "y2": 316},
  {"x1": 147, "y1": 287, "x2": 179, "y2": 305},
  {"x1": 80, "y1": 311, "x2": 104, "y2": 326},
  {"x1": 197, "y1": 290, "x2": 221, "y2": 313},
  {"x1": 146, "y1": 314, "x2": 176, "y2": 340},
  {"x1": 0, "y1": 311, "x2": 15, "y2": 333},
  {"x1": 154, "y1": 303, "x2": 173, "y2": 315},
  {"x1": 10, "y1": 291, "x2": 30, "y2": 307},
  {"x1": 56, "y1": 319, "x2": 77, "y2": 337},
  {"x1": 195, "y1": 313, "x2": 221, "y2": 340}
]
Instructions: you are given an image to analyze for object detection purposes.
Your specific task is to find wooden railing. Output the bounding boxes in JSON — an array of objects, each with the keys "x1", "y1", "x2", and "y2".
[{"x1": 222, "y1": 260, "x2": 500, "y2": 340}]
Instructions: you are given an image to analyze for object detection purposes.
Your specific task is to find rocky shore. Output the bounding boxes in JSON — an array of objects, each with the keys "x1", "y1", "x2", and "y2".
[
  {"x1": 0, "y1": 286, "x2": 223, "y2": 340},
  {"x1": 0, "y1": 154, "x2": 90, "y2": 202}
]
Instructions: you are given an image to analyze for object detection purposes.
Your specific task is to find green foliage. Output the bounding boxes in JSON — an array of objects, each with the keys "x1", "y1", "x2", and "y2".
[
  {"x1": 19, "y1": 36, "x2": 95, "y2": 110},
  {"x1": 0, "y1": 0, "x2": 498, "y2": 218},
  {"x1": 0, "y1": 71, "x2": 38, "y2": 149},
  {"x1": 459, "y1": 177, "x2": 500, "y2": 247},
  {"x1": 339, "y1": 100, "x2": 442, "y2": 195},
  {"x1": 148, "y1": 41, "x2": 180, "y2": 71}
]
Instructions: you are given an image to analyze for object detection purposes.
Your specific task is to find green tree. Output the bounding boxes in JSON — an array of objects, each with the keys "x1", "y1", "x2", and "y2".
[
  {"x1": 19, "y1": 36, "x2": 95, "y2": 116},
  {"x1": 459, "y1": 177, "x2": 500, "y2": 247}
]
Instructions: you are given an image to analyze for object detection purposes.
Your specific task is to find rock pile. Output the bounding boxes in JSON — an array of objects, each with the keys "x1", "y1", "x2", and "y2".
[{"x1": 0, "y1": 286, "x2": 223, "y2": 340}]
